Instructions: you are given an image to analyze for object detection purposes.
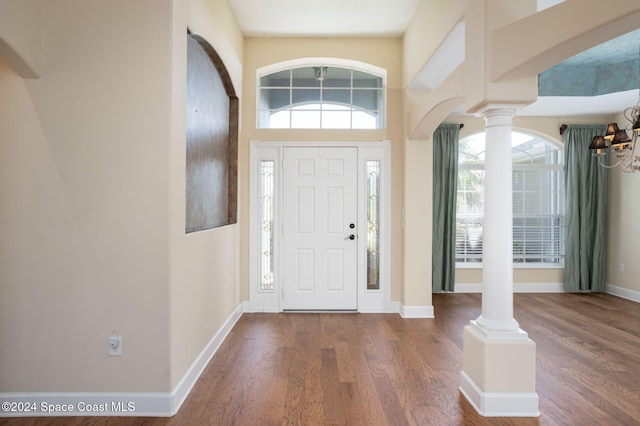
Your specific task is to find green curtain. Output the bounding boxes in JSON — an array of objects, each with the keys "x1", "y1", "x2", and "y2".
[
  {"x1": 564, "y1": 124, "x2": 607, "y2": 292},
  {"x1": 432, "y1": 123, "x2": 460, "y2": 292}
]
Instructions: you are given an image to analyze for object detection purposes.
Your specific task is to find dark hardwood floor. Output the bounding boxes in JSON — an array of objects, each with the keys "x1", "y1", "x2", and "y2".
[{"x1": 2, "y1": 293, "x2": 639, "y2": 425}]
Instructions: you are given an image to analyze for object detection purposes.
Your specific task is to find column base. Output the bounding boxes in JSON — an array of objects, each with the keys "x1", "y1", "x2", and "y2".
[
  {"x1": 460, "y1": 371, "x2": 540, "y2": 417},
  {"x1": 460, "y1": 323, "x2": 539, "y2": 417},
  {"x1": 472, "y1": 318, "x2": 528, "y2": 340}
]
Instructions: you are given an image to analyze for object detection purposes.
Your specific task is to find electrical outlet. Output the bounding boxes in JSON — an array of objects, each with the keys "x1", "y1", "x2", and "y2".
[
  {"x1": 109, "y1": 336, "x2": 122, "y2": 356},
  {"x1": 618, "y1": 263, "x2": 625, "y2": 272}
]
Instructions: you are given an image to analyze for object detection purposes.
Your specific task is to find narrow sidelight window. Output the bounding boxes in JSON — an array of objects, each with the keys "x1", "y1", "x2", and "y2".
[
  {"x1": 259, "y1": 160, "x2": 275, "y2": 291},
  {"x1": 366, "y1": 160, "x2": 381, "y2": 290}
]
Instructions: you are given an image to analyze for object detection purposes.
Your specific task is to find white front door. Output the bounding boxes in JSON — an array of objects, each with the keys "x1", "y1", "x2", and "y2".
[{"x1": 282, "y1": 147, "x2": 358, "y2": 310}]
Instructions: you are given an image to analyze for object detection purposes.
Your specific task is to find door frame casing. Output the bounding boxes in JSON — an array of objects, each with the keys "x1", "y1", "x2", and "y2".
[{"x1": 248, "y1": 140, "x2": 392, "y2": 313}]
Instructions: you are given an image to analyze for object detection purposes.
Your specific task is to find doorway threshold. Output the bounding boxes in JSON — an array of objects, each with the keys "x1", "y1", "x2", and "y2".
[{"x1": 283, "y1": 309, "x2": 358, "y2": 314}]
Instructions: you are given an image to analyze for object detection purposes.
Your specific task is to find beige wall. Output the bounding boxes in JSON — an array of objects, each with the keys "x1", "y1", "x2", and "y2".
[
  {"x1": 240, "y1": 37, "x2": 405, "y2": 303},
  {"x1": 0, "y1": 0, "x2": 41, "y2": 77},
  {"x1": 169, "y1": 0, "x2": 244, "y2": 389},
  {"x1": 0, "y1": 0, "x2": 174, "y2": 392},
  {"x1": 606, "y1": 112, "x2": 640, "y2": 294},
  {"x1": 402, "y1": 0, "x2": 464, "y2": 308},
  {"x1": 465, "y1": 0, "x2": 538, "y2": 113},
  {"x1": 403, "y1": 137, "x2": 432, "y2": 306},
  {"x1": 402, "y1": 0, "x2": 465, "y2": 87},
  {"x1": 0, "y1": 0, "x2": 245, "y2": 394},
  {"x1": 188, "y1": 0, "x2": 244, "y2": 93}
]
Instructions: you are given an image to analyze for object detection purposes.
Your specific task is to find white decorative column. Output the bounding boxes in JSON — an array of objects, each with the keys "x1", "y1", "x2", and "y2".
[
  {"x1": 460, "y1": 106, "x2": 539, "y2": 417},
  {"x1": 478, "y1": 108, "x2": 520, "y2": 334}
]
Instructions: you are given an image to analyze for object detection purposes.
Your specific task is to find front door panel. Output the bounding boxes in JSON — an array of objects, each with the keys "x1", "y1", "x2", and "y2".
[{"x1": 283, "y1": 147, "x2": 358, "y2": 310}]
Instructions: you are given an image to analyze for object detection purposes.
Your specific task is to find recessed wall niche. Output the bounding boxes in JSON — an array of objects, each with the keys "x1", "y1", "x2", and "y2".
[{"x1": 186, "y1": 33, "x2": 238, "y2": 232}]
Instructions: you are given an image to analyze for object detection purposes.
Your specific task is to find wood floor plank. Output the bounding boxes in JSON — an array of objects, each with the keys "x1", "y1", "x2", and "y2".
[
  {"x1": 320, "y1": 348, "x2": 345, "y2": 425},
  {"x1": 282, "y1": 382, "x2": 305, "y2": 426},
  {"x1": 302, "y1": 341, "x2": 323, "y2": 426},
  {"x1": 373, "y1": 376, "x2": 410, "y2": 426},
  {"x1": 339, "y1": 382, "x2": 365, "y2": 426},
  {"x1": 2, "y1": 294, "x2": 640, "y2": 425},
  {"x1": 259, "y1": 376, "x2": 288, "y2": 426},
  {"x1": 334, "y1": 341, "x2": 356, "y2": 383},
  {"x1": 559, "y1": 366, "x2": 640, "y2": 420},
  {"x1": 536, "y1": 367, "x2": 610, "y2": 426},
  {"x1": 345, "y1": 336, "x2": 389, "y2": 425}
]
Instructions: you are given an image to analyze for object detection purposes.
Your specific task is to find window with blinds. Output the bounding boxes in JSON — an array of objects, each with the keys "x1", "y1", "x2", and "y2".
[{"x1": 456, "y1": 131, "x2": 564, "y2": 266}]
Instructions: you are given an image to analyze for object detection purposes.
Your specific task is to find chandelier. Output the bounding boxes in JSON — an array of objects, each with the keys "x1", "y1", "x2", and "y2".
[{"x1": 589, "y1": 71, "x2": 640, "y2": 173}]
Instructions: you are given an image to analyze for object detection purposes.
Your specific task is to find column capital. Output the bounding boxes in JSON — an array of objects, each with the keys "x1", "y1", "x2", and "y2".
[{"x1": 473, "y1": 103, "x2": 525, "y2": 125}]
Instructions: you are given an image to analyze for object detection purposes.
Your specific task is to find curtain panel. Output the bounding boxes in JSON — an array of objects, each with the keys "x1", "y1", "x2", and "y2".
[
  {"x1": 564, "y1": 124, "x2": 607, "y2": 292},
  {"x1": 432, "y1": 123, "x2": 460, "y2": 292}
]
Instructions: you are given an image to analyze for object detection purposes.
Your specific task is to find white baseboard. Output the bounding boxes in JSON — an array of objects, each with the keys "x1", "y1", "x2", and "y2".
[
  {"x1": 358, "y1": 307, "x2": 393, "y2": 313},
  {"x1": 400, "y1": 304, "x2": 434, "y2": 318},
  {"x1": 455, "y1": 283, "x2": 564, "y2": 293},
  {"x1": 460, "y1": 371, "x2": 539, "y2": 417},
  {"x1": 242, "y1": 300, "x2": 281, "y2": 313},
  {"x1": 357, "y1": 301, "x2": 402, "y2": 314},
  {"x1": 170, "y1": 302, "x2": 244, "y2": 415},
  {"x1": 455, "y1": 283, "x2": 640, "y2": 303},
  {"x1": 606, "y1": 284, "x2": 640, "y2": 303},
  {"x1": 0, "y1": 303, "x2": 244, "y2": 418}
]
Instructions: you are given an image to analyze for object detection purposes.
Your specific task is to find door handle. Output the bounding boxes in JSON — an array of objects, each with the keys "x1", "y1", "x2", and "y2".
[{"x1": 344, "y1": 234, "x2": 356, "y2": 240}]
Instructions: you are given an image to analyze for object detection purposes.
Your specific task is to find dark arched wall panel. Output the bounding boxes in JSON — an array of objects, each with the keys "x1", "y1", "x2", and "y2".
[{"x1": 186, "y1": 34, "x2": 238, "y2": 232}]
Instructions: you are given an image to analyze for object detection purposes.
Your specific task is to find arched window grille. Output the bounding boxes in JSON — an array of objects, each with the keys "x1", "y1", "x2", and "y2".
[{"x1": 258, "y1": 65, "x2": 385, "y2": 129}]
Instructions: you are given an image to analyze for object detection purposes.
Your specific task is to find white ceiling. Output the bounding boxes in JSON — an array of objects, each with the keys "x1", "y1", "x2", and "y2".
[
  {"x1": 228, "y1": 0, "x2": 421, "y2": 37},
  {"x1": 228, "y1": 0, "x2": 636, "y2": 118}
]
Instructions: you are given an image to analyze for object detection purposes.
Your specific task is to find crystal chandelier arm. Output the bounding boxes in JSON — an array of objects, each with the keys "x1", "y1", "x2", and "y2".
[{"x1": 597, "y1": 156, "x2": 622, "y2": 169}]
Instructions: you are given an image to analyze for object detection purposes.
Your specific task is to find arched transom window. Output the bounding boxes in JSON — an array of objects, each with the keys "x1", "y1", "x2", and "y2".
[{"x1": 258, "y1": 64, "x2": 385, "y2": 129}]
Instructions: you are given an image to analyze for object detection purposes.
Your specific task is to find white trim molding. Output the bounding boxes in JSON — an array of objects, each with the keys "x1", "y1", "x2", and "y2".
[
  {"x1": 0, "y1": 304, "x2": 244, "y2": 418},
  {"x1": 460, "y1": 371, "x2": 540, "y2": 417},
  {"x1": 358, "y1": 305, "x2": 398, "y2": 314},
  {"x1": 388, "y1": 301, "x2": 401, "y2": 314},
  {"x1": 456, "y1": 283, "x2": 640, "y2": 301},
  {"x1": 170, "y1": 303, "x2": 244, "y2": 415},
  {"x1": 400, "y1": 305, "x2": 435, "y2": 318},
  {"x1": 454, "y1": 283, "x2": 564, "y2": 293},
  {"x1": 257, "y1": 57, "x2": 387, "y2": 86},
  {"x1": 606, "y1": 284, "x2": 640, "y2": 303}
]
